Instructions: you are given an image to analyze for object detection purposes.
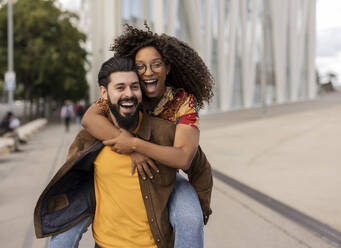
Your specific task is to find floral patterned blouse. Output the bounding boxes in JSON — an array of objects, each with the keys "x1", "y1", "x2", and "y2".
[{"x1": 96, "y1": 86, "x2": 200, "y2": 129}]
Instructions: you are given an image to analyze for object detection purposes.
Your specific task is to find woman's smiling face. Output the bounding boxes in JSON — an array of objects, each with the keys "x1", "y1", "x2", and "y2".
[{"x1": 135, "y1": 46, "x2": 170, "y2": 99}]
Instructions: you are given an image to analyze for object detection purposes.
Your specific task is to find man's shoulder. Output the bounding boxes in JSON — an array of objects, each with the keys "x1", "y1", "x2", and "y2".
[
  {"x1": 148, "y1": 116, "x2": 175, "y2": 132},
  {"x1": 146, "y1": 116, "x2": 176, "y2": 146},
  {"x1": 66, "y1": 128, "x2": 99, "y2": 160},
  {"x1": 74, "y1": 128, "x2": 98, "y2": 143}
]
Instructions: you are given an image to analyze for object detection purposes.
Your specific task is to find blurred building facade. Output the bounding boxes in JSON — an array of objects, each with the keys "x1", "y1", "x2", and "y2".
[{"x1": 79, "y1": 0, "x2": 316, "y2": 113}]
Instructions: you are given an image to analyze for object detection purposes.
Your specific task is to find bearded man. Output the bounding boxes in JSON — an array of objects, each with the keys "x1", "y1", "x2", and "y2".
[{"x1": 34, "y1": 56, "x2": 212, "y2": 248}]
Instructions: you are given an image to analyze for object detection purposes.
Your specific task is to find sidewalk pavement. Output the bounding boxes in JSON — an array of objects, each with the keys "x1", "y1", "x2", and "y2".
[
  {"x1": 0, "y1": 92, "x2": 340, "y2": 248},
  {"x1": 0, "y1": 123, "x2": 81, "y2": 248},
  {"x1": 201, "y1": 92, "x2": 341, "y2": 247},
  {"x1": 200, "y1": 92, "x2": 341, "y2": 232}
]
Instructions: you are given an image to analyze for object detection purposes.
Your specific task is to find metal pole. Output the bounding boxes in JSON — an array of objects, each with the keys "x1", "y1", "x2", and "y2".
[
  {"x1": 7, "y1": 0, "x2": 14, "y2": 108},
  {"x1": 261, "y1": 0, "x2": 267, "y2": 116}
]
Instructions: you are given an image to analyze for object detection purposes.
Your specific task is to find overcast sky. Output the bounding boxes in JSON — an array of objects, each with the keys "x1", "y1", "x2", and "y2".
[
  {"x1": 59, "y1": 0, "x2": 341, "y2": 82},
  {"x1": 316, "y1": 0, "x2": 341, "y2": 82},
  {"x1": 59, "y1": 0, "x2": 80, "y2": 11}
]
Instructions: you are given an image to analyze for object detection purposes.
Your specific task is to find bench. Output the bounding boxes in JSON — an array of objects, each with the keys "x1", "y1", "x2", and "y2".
[
  {"x1": 17, "y1": 118, "x2": 48, "y2": 142},
  {"x1": 0, "y1": 118, "x2": 48, "y2": 153},
  {"x1": 0, "y1": 137, "x2": 15, "y2": 154}
]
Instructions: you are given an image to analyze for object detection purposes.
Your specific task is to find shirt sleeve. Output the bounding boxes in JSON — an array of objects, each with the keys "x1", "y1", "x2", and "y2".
[
  {"x1": 9, "y1": 118, "x2": 20, "y2": 129},
  {"x1": 95, "y1": 97, "x2": 110, "y2": 117},
  {"x1": 176, "y1": 94, "x2": 200, "y2": 129}
]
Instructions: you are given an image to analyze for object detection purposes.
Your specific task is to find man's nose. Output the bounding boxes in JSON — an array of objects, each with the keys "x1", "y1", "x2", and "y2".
[{"x1": 124, "y1": 87, "x2": 134, "y2": 97}]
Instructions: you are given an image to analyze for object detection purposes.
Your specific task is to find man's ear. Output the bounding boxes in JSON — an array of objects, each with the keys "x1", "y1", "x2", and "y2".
[{"x1": 100, "y1": 85, "x2": 108, "y2": 100}]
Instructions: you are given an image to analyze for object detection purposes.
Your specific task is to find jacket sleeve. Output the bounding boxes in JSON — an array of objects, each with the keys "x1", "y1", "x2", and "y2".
[
  {"x1": 66, "y1": 129, "x2": 97, "y2": 161},
  {"x1": 184, "y1": 146, "x2": 213, "y2": 225},
  {"x1": 66, "y1": 132, "x2": 83, "y2": 161}
]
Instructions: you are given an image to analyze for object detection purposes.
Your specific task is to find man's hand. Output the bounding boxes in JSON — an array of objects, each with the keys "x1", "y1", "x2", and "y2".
[
  {"x1": 130, "y1": 152, "x2": 159, "y2": 180},
  {"x1": 103, "y1": 128, "x2": 136, "y2": 154}
]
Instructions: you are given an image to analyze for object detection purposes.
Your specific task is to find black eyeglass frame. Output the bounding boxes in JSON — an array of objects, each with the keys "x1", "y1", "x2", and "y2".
[{"x1": 135, "y1": 60, "x2": 165, "y2": 75}]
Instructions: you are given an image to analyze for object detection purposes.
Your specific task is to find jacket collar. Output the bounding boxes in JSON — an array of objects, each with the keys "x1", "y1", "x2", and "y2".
[
  {"x1": 109, "y1": 110, "x2": 151, "y2": 141},
  {"x1": 136, "y1": 111, "x2": 151, "y2": 141}
]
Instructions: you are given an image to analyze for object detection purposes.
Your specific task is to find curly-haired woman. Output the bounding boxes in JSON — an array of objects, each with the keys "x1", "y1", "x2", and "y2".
[{"x1": 50, "y1": 24, "x2": 214, "y2": 248}]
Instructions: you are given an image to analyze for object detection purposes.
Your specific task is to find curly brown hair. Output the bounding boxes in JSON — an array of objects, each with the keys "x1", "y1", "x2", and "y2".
[{"x1": 110, "y1": 24, "x2": 214, "y2": 109}]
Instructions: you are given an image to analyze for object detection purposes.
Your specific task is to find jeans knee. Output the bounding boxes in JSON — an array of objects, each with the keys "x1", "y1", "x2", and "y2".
[
  {"x1": 182, "y1": 208, "x2": 203, "y2": 227},
  {"x1": 174, "y1": 175, "x2": 196, "y2": 197},
  {"x1": 170, "y1": 174, "x2": 204, "y2": 231},
  {"x1": 172, "y1": 203, "x2": 203, "y2": 233}
]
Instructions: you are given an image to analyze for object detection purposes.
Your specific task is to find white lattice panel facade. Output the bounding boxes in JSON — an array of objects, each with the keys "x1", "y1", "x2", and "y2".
[{"x1": 80, "y1": 0, "x2": 317, "y2": 113}]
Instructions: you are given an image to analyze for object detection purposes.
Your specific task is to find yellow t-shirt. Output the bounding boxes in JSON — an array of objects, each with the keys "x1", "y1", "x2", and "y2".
[{"x1": 92, "y1": 113, "x2": 157, "y2": 248}]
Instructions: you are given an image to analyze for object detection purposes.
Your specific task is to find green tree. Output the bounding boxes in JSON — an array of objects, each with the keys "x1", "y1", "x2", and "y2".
[{"x1": 0, "y1": 0, "x2": 88, "y2": 118}]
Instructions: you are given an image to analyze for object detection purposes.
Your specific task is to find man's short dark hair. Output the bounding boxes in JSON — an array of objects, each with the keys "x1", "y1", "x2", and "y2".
[{"x1": 98, "y1": 56, "x2": 137, "y2": 88}]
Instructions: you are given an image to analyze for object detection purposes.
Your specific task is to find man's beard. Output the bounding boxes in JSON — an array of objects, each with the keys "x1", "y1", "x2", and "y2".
[{"x1": 107, "y1": 95, "x2": 141, "y2": 131}]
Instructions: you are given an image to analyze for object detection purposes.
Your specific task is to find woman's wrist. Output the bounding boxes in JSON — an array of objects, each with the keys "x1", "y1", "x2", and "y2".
[{"x1": 131, "y1": 137, "x2": 138, "y2": 151}]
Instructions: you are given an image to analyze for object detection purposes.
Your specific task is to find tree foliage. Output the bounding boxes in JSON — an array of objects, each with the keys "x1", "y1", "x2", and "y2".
[{"x1": 0, "y1": 0, "x2": 88, "y2": 103}]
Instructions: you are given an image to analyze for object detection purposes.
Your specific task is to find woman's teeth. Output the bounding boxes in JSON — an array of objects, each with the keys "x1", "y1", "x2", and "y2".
[{"x1": 144, "y1": 79, "x2": 157, "y2": 85}]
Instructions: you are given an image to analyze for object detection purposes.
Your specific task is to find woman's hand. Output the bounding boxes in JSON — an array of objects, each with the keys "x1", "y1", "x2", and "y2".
[
  {"x1": 130, "y1": 152, "x2": 159, "y2": 180},
  {"x1": 103, "y1": 128, "x2": 136, "y2": 154}
]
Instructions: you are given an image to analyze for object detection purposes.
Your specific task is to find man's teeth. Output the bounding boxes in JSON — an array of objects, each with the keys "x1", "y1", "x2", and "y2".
[{"x1": 121, "y1": 103, "x2": 134, "y2": 107}]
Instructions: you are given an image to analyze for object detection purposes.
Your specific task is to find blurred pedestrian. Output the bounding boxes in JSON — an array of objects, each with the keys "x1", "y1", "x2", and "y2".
[
  {"x1": 60, "y1": 100, "x2": 74, "y2": 132},
  {"x1": 1, "y1": 111, "x2": 21, "y2": 152},
  {"x1": 0, "y1": 112, "x2": 11, "y2": 134},
  {"x1": 74, "y1": 100, "x2": 86, "y2": 129}
]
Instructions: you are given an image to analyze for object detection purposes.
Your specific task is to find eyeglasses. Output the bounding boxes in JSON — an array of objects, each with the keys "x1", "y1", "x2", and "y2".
[{"x1": 135, "y1": 61, "x2": 164, "y2": 75}]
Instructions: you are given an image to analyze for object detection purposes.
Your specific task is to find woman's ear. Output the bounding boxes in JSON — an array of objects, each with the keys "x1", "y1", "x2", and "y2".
[
  {"x1": 99, "y1": 85, "x2": 108, "y2": 100},
  {"x1": 166, "y1": 64, "x2": 171, "y2": 75}
]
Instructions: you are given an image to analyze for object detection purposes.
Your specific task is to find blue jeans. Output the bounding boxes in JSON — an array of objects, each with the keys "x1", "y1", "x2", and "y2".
[
  {"x1": 49, "y1": 174, "x2": 203, "y2": 248},
  {"x1": 49, "y1": 216, "x2": 92, "y2": 248},
  {"x1": 168, "y1": 174, "x2": 204, "y2": 248}
]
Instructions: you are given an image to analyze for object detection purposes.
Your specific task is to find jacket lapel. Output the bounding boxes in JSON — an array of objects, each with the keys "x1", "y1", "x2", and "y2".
[{"x1": 136, "y1": 112, "x2": 151, "y2": 141}]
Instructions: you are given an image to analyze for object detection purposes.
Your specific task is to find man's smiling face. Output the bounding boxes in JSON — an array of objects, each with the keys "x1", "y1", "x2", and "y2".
[{"x1": 100, "y1": 71, "x2": 142, "y2": 129}]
